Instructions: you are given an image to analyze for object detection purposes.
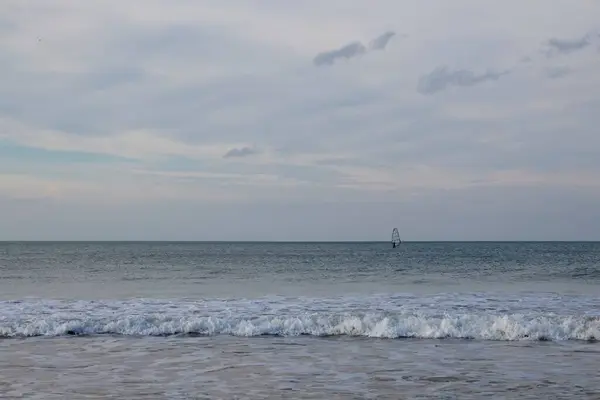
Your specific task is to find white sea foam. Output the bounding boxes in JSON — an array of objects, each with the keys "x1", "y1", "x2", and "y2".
[
  {"x1": 1, "y1": 295, "x2": 598, "y2": 341},
  {"x1": 0, "y1": 311, "x2": 598, "y2": 341}
]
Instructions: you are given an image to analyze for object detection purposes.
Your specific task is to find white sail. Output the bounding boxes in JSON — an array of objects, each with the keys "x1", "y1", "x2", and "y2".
[{"x1": 391, "y1": 228, "x2": 401, "y2": 248}]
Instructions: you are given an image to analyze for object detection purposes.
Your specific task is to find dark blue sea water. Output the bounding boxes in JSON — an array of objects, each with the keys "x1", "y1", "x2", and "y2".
[{"x1": 1, "y1": 242, "x2": 599, "y2": 399}]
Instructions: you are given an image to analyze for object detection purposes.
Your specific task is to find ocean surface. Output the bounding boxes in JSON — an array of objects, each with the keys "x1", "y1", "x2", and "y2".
[{"x1": 1, "y1": 241, "x2": 599, "y2": 399}]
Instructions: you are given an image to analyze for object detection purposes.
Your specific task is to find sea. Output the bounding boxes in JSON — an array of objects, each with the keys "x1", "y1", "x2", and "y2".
[{"x1": 0, "y1": 241, "x2": 599, "y2": 399}]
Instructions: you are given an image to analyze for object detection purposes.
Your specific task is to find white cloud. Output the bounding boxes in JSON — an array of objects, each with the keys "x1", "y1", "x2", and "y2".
[
  {"x1": 0, "y1": 117, "x2": 239, "y2": 160},
  {"x1": 1, "y1": 0, "x2": 600, "y2": 239}
]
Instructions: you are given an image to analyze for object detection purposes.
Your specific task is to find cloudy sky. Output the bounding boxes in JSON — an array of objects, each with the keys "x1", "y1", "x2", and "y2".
[{"x1": 1, "y1": 0, "x2": 599, "y2": 241}]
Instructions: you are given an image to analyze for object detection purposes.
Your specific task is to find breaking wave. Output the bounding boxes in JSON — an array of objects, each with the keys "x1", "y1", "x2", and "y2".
[
  {"x1": 1, "y1": 297, "x2": 599, "y2": 341},
  {"x1": 1, "y1": 313, "x2": 599, "y2": 341}
]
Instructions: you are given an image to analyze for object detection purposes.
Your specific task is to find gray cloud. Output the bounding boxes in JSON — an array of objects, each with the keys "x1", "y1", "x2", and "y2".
[
  {"x1": 507, "y1": 31, "x2": 598, "y2": 68},
  {"x1": 417, "y1": 66, "x2": 510, "y2": 95},
  {"x1": 313, "y1": 42, "x2": 367, "y2": 66},
  {"x1": 546, "y1": 36, "x2": 591, "y2": 55},
  {"x1": 313, "y1": 31, "x2": 396, "y2": 66},
  {"x1": 545, "y1": 66, "x2": 571, "y2": 79},
  {"x1": 223, "y1": 146, "x2": 259, "y2": 158},
  {"x1": 368, "y1": 31, "x2": 396, "y2": 50},
  {"x1": 519, "y1": 56, "x2": 532, "y2": 64}
]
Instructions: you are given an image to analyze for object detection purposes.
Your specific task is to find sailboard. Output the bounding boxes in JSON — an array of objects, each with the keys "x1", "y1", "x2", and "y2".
[{"x1": 391, "y1": 228, "x2": 401, "y2": 248}]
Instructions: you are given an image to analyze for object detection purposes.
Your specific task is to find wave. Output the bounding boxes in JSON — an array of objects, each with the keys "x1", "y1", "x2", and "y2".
[{"x1": 1, "y1": 299, "x2": 598, "y2": 341}]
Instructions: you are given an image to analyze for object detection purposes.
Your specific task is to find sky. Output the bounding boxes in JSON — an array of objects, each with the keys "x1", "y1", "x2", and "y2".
[{"x1": 1, "y1": 0, "x2": 600, "y2": 241}]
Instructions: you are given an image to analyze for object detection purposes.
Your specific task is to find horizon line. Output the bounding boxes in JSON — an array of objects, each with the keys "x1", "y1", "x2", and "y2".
[{"x1": 1, "y1": 240, "x2": 599, "y2": 243}]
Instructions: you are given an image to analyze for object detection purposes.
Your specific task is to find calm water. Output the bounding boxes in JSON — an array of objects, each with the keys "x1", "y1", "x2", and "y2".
[{"x1": 1, "y1": 241, "x2": 599, "y2": 399}]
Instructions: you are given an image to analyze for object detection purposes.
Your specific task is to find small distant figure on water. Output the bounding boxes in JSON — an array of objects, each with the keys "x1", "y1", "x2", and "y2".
[{"x1": 391, "y1": 228, "x2": 401, "y2": 248}]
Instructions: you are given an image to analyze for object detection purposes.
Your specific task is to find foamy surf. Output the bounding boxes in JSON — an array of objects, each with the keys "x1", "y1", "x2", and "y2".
[
  {"x1": 1, "y1": 297, "x2": 598, "y2": 341},
  {"x1": 1, "y1": 313, "x2": 599, "y2": 341}
]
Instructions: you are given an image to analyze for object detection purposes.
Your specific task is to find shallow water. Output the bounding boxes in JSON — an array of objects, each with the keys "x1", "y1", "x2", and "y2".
[
  {"x1": 1, "y1": 241, "x2": 599, "y2": 398},
  {"x1": 2, "y1": 336, "x2": 599, "y2": 399}
]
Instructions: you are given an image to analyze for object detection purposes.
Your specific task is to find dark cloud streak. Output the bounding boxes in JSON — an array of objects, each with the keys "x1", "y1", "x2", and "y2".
[
  {"x1": 545, "y1": 35, "x2": 591, "y2": 56},
  {"x1": 313, "y1": 31, "x2": 396, "y2": 67},
  {"x1": 313, "y1": 42, "x2": 367, "y2": 66},
  {"x1": 417, "y1": 66, "x2": 510, "y2": 95},
  {"x1": 223, "y1": 146, "x2": 259, "y2": 158},
  {"x1": 368, "y1": 31, "x2": 396, "y2": 50}
]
